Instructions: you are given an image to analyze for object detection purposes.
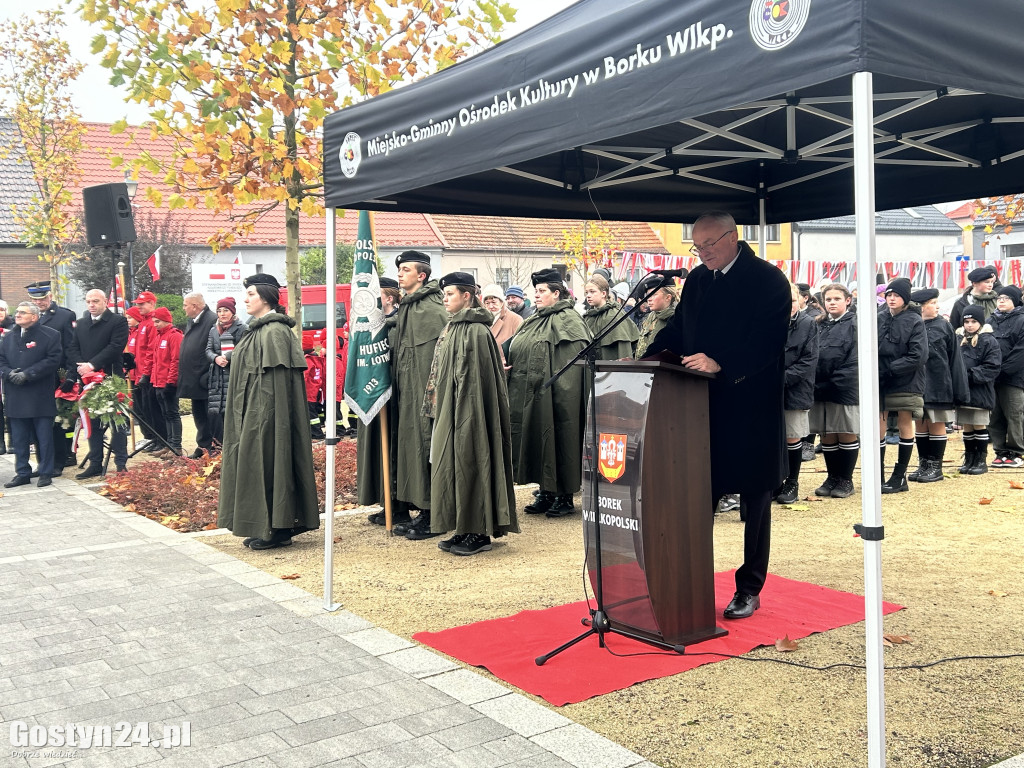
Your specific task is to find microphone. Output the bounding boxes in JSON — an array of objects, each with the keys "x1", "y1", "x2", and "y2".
[{"x1": 649, "y1": 268, "x2": 688, "y2": 279}]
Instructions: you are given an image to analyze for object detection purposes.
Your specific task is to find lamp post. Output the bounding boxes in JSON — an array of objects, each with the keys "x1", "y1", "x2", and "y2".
[{"x1": 124, "y1": 170, "x2": 139, "y2": 300}]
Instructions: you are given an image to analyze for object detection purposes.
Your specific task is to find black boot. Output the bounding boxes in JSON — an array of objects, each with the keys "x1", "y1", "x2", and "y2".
[
  {"x1": 167, "y1": 421, "x2": 183, "y2": 456},
  {"x1": 815, "y1": 446, "x2": 839, "y2": 496},
  {"x1": 545, "y1": 494, "x2": 576, "y2": 518},
  {"x1": 959, "y1": 435, "x2": 975, "y2": 474},
  {"x1": 908, "y1": 432, "x2": 929, "y2": 481},
  {"x1": 918, "y1": 458, "x2": 944, "y2": 483},
  {"x1": 524, "y1": 491, "x2": 554, "y2": 515},
  {"x1": 968, "y1": 437, "x2": 989, "y2": 475},
  {"x1": 405, "y1": 509, "x2": 441, "y2": 540}
]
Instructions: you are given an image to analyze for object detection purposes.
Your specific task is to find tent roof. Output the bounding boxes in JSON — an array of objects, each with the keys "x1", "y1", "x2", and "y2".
[{"x1": 324, "y1": 0, "x2": 1024, "y2": 224}]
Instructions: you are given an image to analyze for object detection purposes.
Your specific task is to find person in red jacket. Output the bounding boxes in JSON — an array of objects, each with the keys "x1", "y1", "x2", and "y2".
[
  {"x1": 132, "y1": 291, "x2": 165, "y2": 450},
  {"x1": 150, "y1": 307, "x2": 184, "y2": 457},
  {"x1": 314, "y1": 328, "x2": 355, "y2": 436},
  {"x1": 303, "y1": 339, "x2": 326, "y2": 440}
]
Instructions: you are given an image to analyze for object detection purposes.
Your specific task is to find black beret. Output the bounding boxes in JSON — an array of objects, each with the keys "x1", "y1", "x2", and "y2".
[
  {"x1": 884, "y1": 278, "x2": 912, "y2": 305},
  {"x1": 967, "y1": 266, "x2": 997, "y2": 284},
  {"x1": 438, "y1": 271, "x2": 476, "y2": 290},
  {"x1": 910, "y1": 288, "x2": 939, "y2": 303},
  {"x1": 395, "y1": 250, "x2": 430, "y2": 267},
  {"x1": 960, "y1": 304, "x2": 987, "y2": 323},
  {"x1": 998, "y1": 285, "x2": 1023, "y2": 307},
  {"x1": 531, "y1": 268, "x2": 564, "y2": 286},
  {"x1": 796, "y1": 283, "x2": 811, "y2": 292},
  {"x1": 379, "y1": 277, "x2": 398, "y2": 289},
  {"x1": 243, "y1": 273, "x2": 281, "y2": 289},
  {"x1": 25, "y1": 280, "x2": 52, "y2": 297}
]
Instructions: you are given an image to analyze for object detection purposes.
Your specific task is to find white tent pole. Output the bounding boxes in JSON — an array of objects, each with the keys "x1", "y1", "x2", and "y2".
[
  {"x1": 323, "y1": 208, "x2": 341, "y2": 612},
  {"x1": 852, "y1": 70, "x2": 886, "y2": 768},
  {"x1": 758, "y1": 198, "x2": 767, "y2": 256}
]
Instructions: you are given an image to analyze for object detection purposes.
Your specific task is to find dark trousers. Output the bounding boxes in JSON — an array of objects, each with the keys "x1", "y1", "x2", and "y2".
[
  {"x1": 190, "y1": 398, "x2": 212, "y2": 449},
  {"x1": 208, "y1": 410, "x2": 224, "y2": 446},
  {"x1": 11, "y1": 417, "x2": 54, "y2": 477},
  {"x1": 135, "y1": 381, "x2": 165, "y2": 440},
  {"x1": 156, "y1": 386, "x2": 182, "y2": 449},
  {"x1": 735, "y1": 490, "x2": 772, "y2": 596},
  {"x1": 86, "y1": 419, "x2": 128, "y2": 469}
]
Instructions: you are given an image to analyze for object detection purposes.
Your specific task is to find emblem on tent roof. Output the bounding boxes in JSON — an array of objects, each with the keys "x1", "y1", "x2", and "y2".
[
  {"x1": 339, "y1": 132, "x2": 362, "y2": 179},
  {"x1": 749, "y1": 0, "x2": 811, "y2": 51}
]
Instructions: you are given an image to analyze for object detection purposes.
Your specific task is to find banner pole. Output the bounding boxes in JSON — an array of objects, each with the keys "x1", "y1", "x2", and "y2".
[{"x1": 380, "y1": 406, "x2": 393, "y2": 534}]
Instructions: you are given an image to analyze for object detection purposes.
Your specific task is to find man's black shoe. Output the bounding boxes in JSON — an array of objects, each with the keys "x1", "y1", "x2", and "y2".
[
  {"x1": 37, "y1": 475, "x2": 52, "y2": 488},
  {"x1": 814, "y1": 477, "x2": 839, "y2": 497},
  {"x1": 774, "y1": 479, "x2": 799, "y2": 504},
  {"x1": 368, "y1": 510, "x2": 413, "y2": 527},
  {"x1": 451, "y1": 534, "x2": 492, "y2": 556},
  {"x1": 524, "y1": 491, "x2": 554, "y2": 515},
  {"x1": 545, "y1": 495, "x2": 576, "y2": 518},
  {"x1": 76, "y1": 467, "x2": 104, "y2": 480},
  {"x1": 65, "y1": 455, "x2": 77, "y2": 467},
  {"x1": 4, "y1": 476, "x2": 31, "y2": 488},
  {"x1": 438, "y1": 533, "x2": 468, "y2": 553},
  {"x1": 393, "y1": 515, "x2": 419, "y2": 535},
  {"x1": 723, "y1": 592, "x2": 760, "y2": 619},
  {"x1": 249, "y1": 536, "x2": 293, "y2": 550},
  {"x1": 404, "y1": 517, "x2": 441, "y2": 540},
  {"x1": 189, "y1": 448, "x2": 204, "y2": 459}
]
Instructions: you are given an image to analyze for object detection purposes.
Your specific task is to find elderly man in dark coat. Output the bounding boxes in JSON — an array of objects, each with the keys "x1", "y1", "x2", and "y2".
[
  {"x1": 0, "y1": 302, "x2": 63, "y2": 487},
  {"x1": 26, "y1": 280, "x2": 77, "y2": 471},
  {"x1": 65, "y1": 289, "x2": 130, "y2": 478},
  {"x1": 178, "y1": 292, "x2": 217, "y2": 457},
  {"x1": 389, "y1": 251, "x2": 449, "y2": 540},
  {"x1": 645, "y1": 211, "x2": 791, "y2": 620}
]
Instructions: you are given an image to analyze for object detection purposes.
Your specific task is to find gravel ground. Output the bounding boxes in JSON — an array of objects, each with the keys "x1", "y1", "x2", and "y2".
[{"x1": 108, "y1": 429, "x2": 1023, "y2": 768}]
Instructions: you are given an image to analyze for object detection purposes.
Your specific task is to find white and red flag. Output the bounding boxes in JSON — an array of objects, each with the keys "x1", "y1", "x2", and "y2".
[{"x1": 147, "y1": 246, "x2": 162, "y2": 281}]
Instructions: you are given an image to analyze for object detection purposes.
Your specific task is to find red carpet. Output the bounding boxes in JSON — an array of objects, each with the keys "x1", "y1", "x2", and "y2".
[{"x1": 414, "y1": 571, "x2": 903, "y2": 706}]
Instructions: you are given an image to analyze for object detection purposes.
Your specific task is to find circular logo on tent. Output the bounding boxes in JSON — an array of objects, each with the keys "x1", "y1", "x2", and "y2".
[
  {"x1": 749, "y1": 0, "x2": 811, "y2": 51},
  {"x1": 339, "y1": 132, "x2": 361, "y2": 179}
]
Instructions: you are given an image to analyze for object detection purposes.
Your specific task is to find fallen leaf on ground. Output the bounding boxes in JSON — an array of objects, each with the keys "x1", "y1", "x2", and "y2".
[
  {"x1": 333, "y1": 536, "x2": 343, "y2": 543},
  {"x1": 280, "y1": 573, "x2": 301, "y2": 580},
  {"x1": 203, "y1": 523, "x2": 219, "y2": 530},
  {"x1": 775, "y1": 635, "x2": 800, "y2": 652},
  {"x1": 1009, "y1": 480, "x2": 1024, "y2": 489},
  {"x1": 988, "y1": 589, "x2": 1009, "y2": 597},
  {"x1": 782, "y1": 504, "x2": 810, "y2": 511},
  {"x1": 803, "y1": 496, "x2": 824, "y2": 503},
  {"x1": 882, "y1": 634, "x2": 912, "y2": 646},
  {"x1": 979, "y1": 497, "x2": 994, "y2": 505}
]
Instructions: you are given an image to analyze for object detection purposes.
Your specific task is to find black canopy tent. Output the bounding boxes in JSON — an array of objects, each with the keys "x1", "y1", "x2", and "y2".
[{"x1": 321, "y1": 2, "x2": 1024, "y2": 764}]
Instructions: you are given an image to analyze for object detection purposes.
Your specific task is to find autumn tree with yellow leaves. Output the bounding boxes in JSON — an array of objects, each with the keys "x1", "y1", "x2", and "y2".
[
  {"x1": 0, "y1": 10, "x2": 86, "y2": 299},
  {"x1": 549, "y1": 220, "x2": 624, "y2": 286},
  {"x1": 81, "y1": 0, "x2": 514, "y2": 325}
]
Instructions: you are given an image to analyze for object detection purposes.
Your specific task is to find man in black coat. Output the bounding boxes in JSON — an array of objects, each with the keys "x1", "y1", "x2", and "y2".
[
  {"x1": 178, "y1": 293, "x2": 217, "y2": 458},
  {"x1": 26, "y1": 280, "x2": 77, "y2": 471},
  {"x1": 0, "y1": 303, "x2": 63, "y2": 487},
  {"x1": 645, "y1": 211, "x2": 791, "y2": 620},
  {"x1": 65, "y1": 289, "x2": 130, "y2": 478}
]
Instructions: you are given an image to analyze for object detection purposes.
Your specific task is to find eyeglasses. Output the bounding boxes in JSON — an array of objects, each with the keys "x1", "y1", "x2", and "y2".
[{"x1": 689, "y1": 230, "x2": 733, "y2": 257}]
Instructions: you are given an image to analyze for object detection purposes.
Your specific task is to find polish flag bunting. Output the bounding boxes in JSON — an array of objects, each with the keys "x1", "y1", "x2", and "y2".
[{"x1": 147, "y1": 246, "x2": 162, "y2": 282}]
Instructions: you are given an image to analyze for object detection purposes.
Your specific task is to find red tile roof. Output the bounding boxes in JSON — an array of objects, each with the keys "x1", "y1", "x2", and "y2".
[
  {"x1": 430, "y1": 214, "x2": 668, "y2": 253},
  {"x1": 70, "y1": 123, "x2": 442, "y2": 249},
  {"x1": 945, "y1": 201, "x2": 975, "y2": 220}
]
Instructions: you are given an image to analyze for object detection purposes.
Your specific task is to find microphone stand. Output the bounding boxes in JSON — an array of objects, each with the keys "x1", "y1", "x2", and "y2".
[{"x1": 536, "y1": 275, "x2": 686, "y2": 666}]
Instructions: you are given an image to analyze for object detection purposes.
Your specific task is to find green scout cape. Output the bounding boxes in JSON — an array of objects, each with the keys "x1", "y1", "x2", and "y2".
[
  {"x1": 636, "y1": 305, "x2": 677, "y2": 358},
  {"x1": 583, "y1": 301, "x2": 639, "y2": 360},
  {"x1": 507, "y1": 299, "x2": 591, "y2": 495},
  {"x1": 428, "y1": 307, "x2": 519, "y2": 536},
  {"x1": 217, "y1": 312, "x2": 320, "y2": 539},
  {"x1": 391, "y1": 280, "x2": 448, "y2": 510}
]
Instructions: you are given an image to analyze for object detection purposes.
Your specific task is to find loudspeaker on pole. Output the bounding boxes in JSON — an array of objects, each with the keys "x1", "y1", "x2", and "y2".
[{"x1": 82, "y1": 182, "x2": 137, "y2": 247}]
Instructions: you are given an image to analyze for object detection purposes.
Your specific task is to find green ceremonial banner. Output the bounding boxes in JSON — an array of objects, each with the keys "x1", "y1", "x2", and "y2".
[{"x1": 344, "y1": 210, "x2": 392, "y2": 424}]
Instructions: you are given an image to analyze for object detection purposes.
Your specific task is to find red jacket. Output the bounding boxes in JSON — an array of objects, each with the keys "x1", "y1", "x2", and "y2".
[
  {"x1": 304, "y1": 353, "x2": 325, "y2": 403},
  {"x1": 151, "y1": 325, "x2": 183, "y2": 388},
  {"x1": 125, "y1": 326, "x2": 141, "y2": 383},
  {"x1": 135, "y1": 315, "x2": 156, "y2": 376}
]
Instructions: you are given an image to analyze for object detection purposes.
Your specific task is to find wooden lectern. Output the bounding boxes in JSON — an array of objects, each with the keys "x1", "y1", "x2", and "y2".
[{"x1": 582, "y1": 360, "x2": 727, "y2": 647}]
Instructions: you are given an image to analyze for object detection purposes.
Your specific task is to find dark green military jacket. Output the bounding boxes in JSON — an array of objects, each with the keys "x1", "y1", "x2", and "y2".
[
  {"x1": 583, "y1": 302, "x2": 638, "y2": 360},
  {"x1": 391, "y1": 281, "x2": 448, "y2": 510},
  {"x1": 507, "y1": 299, "x2": 591, "y2": 495},
  {"x1": 217, "y1": 312, "x2": 320, "y2": 539},
  {"x1": 428, "y1": 307, "x2": 518, "y2": 537},
  {"x1": 636, "y1": 305, "x2": 677, "y2": 358}
]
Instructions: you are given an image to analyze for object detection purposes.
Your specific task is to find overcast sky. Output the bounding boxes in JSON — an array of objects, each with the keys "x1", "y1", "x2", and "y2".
[{"x1": 0, "y1": 0, "x2": 578, "y2": 125}]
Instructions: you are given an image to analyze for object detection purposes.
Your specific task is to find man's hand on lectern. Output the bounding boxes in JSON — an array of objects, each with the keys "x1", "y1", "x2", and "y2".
[{"x1": 681, "y1": 353, "x2": 720, "y2": 374}]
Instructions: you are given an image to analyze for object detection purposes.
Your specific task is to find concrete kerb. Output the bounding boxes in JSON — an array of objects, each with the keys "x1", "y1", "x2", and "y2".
[{"x1": 0, "y1": 454, "x2": 652, "y2": 768}]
